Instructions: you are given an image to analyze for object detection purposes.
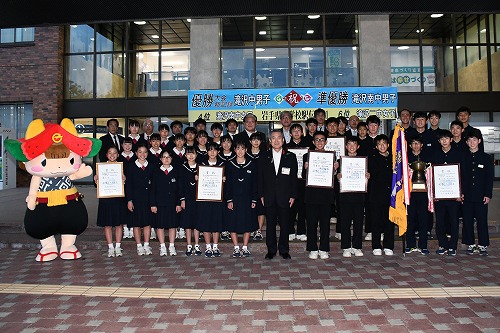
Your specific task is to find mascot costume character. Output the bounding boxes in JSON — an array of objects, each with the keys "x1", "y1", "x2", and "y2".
[{"x1": 4, "y1": 118, "x2": 101, "y2": 262}]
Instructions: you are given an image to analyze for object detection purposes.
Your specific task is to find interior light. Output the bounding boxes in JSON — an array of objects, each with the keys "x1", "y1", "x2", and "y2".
[
  {"x1": 134, "y1": 21, "x2": 146, "y2": 25},
  {"x1": 259, "y1": 31, "x2": 266, "y2": 35},
  {"x1": 416, "y1": 29, "x2": 424, "y2": 33},
  {"x1": 308, "y1": 15, "x2": 320, "y2": 19},
  {"x1": 255, "y1": 16, "x2": 267, "y2": 20},
  {"x1": 398, "y1": 46, "x2": 410, "y2": 50},
  {"x1": 187, "y1": 18, "x2": 192, "y2": 23},
  {"x1": 302, "y1": 47, "x2": 313, "y2": 51},
  {"x1": 151, "y1": 35, "x2": 159, "y2": 39},
  {"x1": 355, "y1": 29, "x2": 358, "y2": 33},
  {"x1": 256, "y1": 48, "x2": 265, "y2": 52},
  {"x1": 480, "y1": 28, "x2": 486, "y2": 33},
  {"x1": 307, "y1": 30, "x2": 314, "y2": 34},
  {"x1": 352, "y1": 46, "x2": 357, "y2": 50},
  {"x1": 256, "y1": 56, "x2": 276, "y2": 59},
  {"x1": 430, "y1": 14, "x2": 444, "y2": 18}
]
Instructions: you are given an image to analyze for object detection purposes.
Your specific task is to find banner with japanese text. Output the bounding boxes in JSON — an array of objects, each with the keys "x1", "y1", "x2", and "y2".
[{"x1": 188, "y1": 87, "x2": 398, "y2": 122}]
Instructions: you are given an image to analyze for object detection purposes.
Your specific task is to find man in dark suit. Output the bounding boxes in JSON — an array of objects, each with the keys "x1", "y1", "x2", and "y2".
[
  {"x1": 99, "y1": 118, "x2": 124, "y2": 162},
  {"x1": 258, "y1": 129, "x2": 298, "y2": 260},
  {"x1": 233, "y1": 114, "x2": 267, "y2": 151}
]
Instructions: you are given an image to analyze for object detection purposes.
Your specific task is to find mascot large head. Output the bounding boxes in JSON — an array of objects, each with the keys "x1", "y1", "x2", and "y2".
[{"x1": 4, "y1": 118, "x2": 101, "y2": 262}]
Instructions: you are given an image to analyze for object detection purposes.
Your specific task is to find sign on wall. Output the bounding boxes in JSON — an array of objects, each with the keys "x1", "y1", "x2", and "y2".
[{"x1": 188, "y1": 87, "x2": 398, "y2": 122}]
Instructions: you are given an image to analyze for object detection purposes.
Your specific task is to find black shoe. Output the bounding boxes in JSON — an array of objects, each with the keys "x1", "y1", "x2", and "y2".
[
  {"x1": 265, "y1": 252, "x2": 275, "y2": 260},
  {"x1": 281, "y1": 253, "x2": 291, "y2": 259}
]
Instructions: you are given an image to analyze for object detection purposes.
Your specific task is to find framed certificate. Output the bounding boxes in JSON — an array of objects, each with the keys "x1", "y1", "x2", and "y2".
[
  {"x1": 325, "y1": 137, "x2": 345, "y2": 158},
  {"x1": 96, "y1": 162, "x2": 125, "y2": 198},
  {"x1": 432, "y1": 163, "x2": 461, "y2": 200},
  {"x1": 287, "y1": 148, "x2": 309, "y2": 179},
  {"x1": 196, "y1": 165, "x2": 224, "y2": 202},
  {"x1": 339, "y1": 156, "x2": 368, "y2": 193},
  {"x1": 305, "y1": 151, "x2": 336, "y2": 188}
]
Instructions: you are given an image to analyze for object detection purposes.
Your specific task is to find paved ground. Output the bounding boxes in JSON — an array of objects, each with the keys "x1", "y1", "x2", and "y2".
[{"x1": 0, "y1": 184, "x2": 499, "y2": 332}]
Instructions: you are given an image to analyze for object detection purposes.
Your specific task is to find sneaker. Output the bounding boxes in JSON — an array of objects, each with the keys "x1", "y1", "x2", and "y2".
[
  {"x1": 289, "y1": 234, "x2": 296, "y2": 241},
  {"x1": 372, "y1": 249, "x2": 382, "y2": 256},
  {"x1": 334, "y1": 232, "x2": 341, "y2": 240},
  {"x1": 150, "y1": 228, "x2": 157, "y2": 240},
  {"x1": 436, "y1": 247, "x2": 447, "y2": 255},
  {"x1": 447, "y1": 249, "x2": 456, "y2": 256},
  {"x1": 220, "y1": 231, "x2": 230, "y2": 241},
  {"x1": 478, "y1": 246, "x2": 488, "y2": 256},
  {"x1": 114, "y1": 247, "x2": 123, "y2": 257},
  {"x1": 466, "y1": 245, "x2": 476, "y2": 255},
  {"x1": 107, "y1": 248, "x2": 115, "y2": 258},
  {"x1": 160, "y1": 247, "x2": 168, "y2": 256},
  {"x1": 169, "y1": 247, "x2": 177, "y2": 256},
  {"x1": 384, "y1": 249, "x2": 394, "y2": 256},
  {"x1": 381, "y1": 233, "x2": 384, "y2": 241},
  {"x1": 427, "y1": 231, "x2": 434, "y2": 240},
  {"x1": 241, "y1": 248, "x2": 251, "y2": 257},
  {"x1": 204, "y1": 249, "x2": 213, "y2": 258},
  {"x1": 309, "y1": 251, "x2": 319, "y2": 260},
  {"x1": 415, "y1": 231, "x2": 419, "y2": 239},
  {"x1": 253, "y1": 230, "x2": 263, "y2": 241},
  {"x1": 420, "y1": 249, "x2": 430, "y2": 255},
  {"x1": 352, "y1": 249, "x2": 364, "y2": 257},
  {"x1": 144, "y1": 245, "x2": 153, "y2": 255},
  {"x1": 319, "y1": 250, "x2": 329, "y2": 259},
  {"x1": 405, "y1": 247, "x2": 418, "y2": 254},
  {"x1": 364, "y1": 233, "x2": 372, "y2": 241},
  {"x1": 194, "y1": 245, "x2": 202, "y2": 256},
  {"x1": 137, "y1": 245, "x2": 145, "y2": 256},
  {"x1": 296, "y1": 234, "x2": 307, "y2": 241},
  {"x1": 232, "y1": 248, "x2": 241, "y2": 258},
  {"x1": 330, "y1": 217, "x2": 337, "y2": 223},
  {"x1": 342, "y1": 249, "x2": 352, "y2": 258},
  {"x1": 185, "y1": 247, "x2": 193, "y2": 256},
  {"x1": 212, "y1": 248, "x2": 221, "y2": 257},
  {"x1": 178, "y1": 228, "x2": 186, "y2": 239}
]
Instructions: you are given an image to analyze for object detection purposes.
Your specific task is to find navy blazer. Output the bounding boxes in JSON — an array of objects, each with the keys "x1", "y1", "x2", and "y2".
[
  {"x1": 461, "y1": 150, "x2": 494, "y2": 202},
  {"x1": 258, "y1": 149, "x2": 298, "y2": 208}
]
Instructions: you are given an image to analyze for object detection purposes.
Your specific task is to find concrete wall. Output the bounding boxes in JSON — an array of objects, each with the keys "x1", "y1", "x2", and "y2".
[
  {"x1": 189, "y1": 19, "x2": 221, "y2": 90},
  {"x1": 0, "y1": 26, "x2": 64, "y2": 123}
]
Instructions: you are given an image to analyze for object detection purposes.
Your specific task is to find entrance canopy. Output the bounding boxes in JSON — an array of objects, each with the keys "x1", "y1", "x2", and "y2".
[{"x1": 2, "y1": 0, "x2": 499, "y2": 28}]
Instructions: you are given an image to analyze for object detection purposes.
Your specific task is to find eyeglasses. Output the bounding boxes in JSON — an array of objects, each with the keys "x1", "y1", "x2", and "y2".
[
  {"x1": 314, "y1": 138, "x2": 326, "y2": 142},
  {"x1": 161, "y1": 156, "x2": 172, "y2": 159}
]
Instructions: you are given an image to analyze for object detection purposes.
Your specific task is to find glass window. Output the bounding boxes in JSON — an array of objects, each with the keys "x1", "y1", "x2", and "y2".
[
  {"x1": 128, "y1": 51, "x2": 160, "y2": 97},
  {"x1": 326, "y1": 46, "x2": 358, "y2": 86},
  {"x1": 65, "y1": 55, "x2": 94, "y2": 99},
  {"x1": 160, "y1": 50, "x2": 190, "y2": 94},
  {"x1": 96, "y1": 23, "x2": 125, "y2": 52},
  {"x1": 291, "y1": 47, "x2": 324, "y2": 87},
  {"x1": 0, "y1": 28, "x2": 15, "y2": 43},
  {"x1": 290, "y1": 15, "x2": 323, "y2": 44},
  {"x1": 129, "y1": 20, "x2": 161, "y2": 50},
  {"x1": 222, "y1": 49, "x2": 254, "y2": 89},
  {"x1": 96, "y1": 53, "x2": 125, "y2": 98},
  {"x1": 0, "y1": 104, "x2": 33, "y2": 139},
  {"x1": 256, "y1": 16, "x2": 288, "y2": 46},
  {"x1": 390, "y1": 46, "x2": 422, "y2": 92},
  {"x1": 255, "y1": 48, "x2": 289, "y2": 88},
  {"x1": 390, "y1": 14, "x2": 420, "y2": 45},
  {"x1": 325, "y1": 15, "x2": 357, "y2": 43},
  {"x1": 222, "y1": 17, "x2": 253, "y2": 47},
  {"x1": 66, "y1": 24, "x2": 94, "y2": 53},
  {"x1": 14, "y1": 28, "x2": 34, "y2": 42}
]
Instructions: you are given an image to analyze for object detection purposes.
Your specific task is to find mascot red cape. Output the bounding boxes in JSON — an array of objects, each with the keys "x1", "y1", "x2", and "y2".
[{"x1": 4, "y1": 118, "x2": 101, "y2": 262}]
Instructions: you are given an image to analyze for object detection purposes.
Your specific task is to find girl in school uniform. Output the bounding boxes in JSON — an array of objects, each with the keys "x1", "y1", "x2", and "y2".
[
  {"x1": 225, "y1": 141, "x2": 258, "y2": 257},
  {"x1": 125, "y1": 143, "x2": 155, "y2": 256},
  {"x1": 179, "y1": 146, "x2": 202, "y2": 256},
  {"x1": 195, "y1": 130, "x2": 209, "y2": 163},
  {"x1": 118, "y1": 137, "x2": 137, "y2": 239},
  {"x1": 197, "y1": 142, "x2": 226, "y2": 257},
  {"x1": 218, "y1": 135, "x2": 235, "y2": 241},
  {"x1": 150, "y1": 150, "x2": 181, "y2": 256},
  {"x1": 247, "y1": 132, "x2": 266, "y2": 241},
  {"x1": 95, "y1": 146, "x2": 127, "y2": 257}
]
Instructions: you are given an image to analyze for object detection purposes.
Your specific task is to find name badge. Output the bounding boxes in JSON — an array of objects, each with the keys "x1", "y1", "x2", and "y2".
[
  {"x1": 478, "y1": 164, "x2": 484, "y2": 168},
  {"x1": 281, "y1": 167, "x2": 290, "y2": 175},
  {"x1": 427, "y1": 143, "x2": 432, "y2": 146}
]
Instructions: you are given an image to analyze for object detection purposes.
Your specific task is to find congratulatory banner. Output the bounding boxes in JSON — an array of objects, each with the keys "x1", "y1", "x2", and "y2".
[{"x1": 188, "y1": 87, "x2": 398, "y2": 122}]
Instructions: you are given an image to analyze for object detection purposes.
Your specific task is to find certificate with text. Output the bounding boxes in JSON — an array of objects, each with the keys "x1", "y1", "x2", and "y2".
[
  {"x1": 340, "y1": 156, "x2": 368, "y2": 193},
  {"x1": 325, "y1": 137, "x2": 345, "y2": 158},
  {"x1": 96, "y1": 162, "x2": 125, "y2": 198},
  {"x1": 432, "y1": 163, "x2": 461, "y2": 200},
  {"x1": 288, "y1": 148, "x2": 309, "y2": 179},
  {"x1": 196, "y1": 165, "x2": 224, "y2": 202},
  {"x1": 305, "y1": 151, "x2": 336, "y2": 188}
]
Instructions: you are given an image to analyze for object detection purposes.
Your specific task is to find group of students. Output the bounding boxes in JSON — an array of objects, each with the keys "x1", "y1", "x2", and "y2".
[{"x1": 95, "y1": 105, "x2": 493, "y2": 260}]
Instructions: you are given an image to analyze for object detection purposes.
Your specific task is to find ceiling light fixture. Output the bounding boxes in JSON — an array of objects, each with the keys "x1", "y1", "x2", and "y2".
[
  {"x1": 187, "y1": 18, "x2": 192, "y2": 23},
  {"x1": 398, "y1": 46, "x2": 410, "y2": 50},
  {"x1": 307, "y1": 30, "x2": 314, "y2": 34},
  {"x1": 259, "y1": 31, "x2": 266, "y2": 35},
  {"x1": 256, "y1": 56, "x2": 276, "y2": 59},
  {"x1": 430, "y1": 14, "x2": 444, "y2": 18},
  {"x1": 480, "y1": 28, "x2": 486, "y2": 33},
  {"x1": 416, "y1": 29, "x2": 425, "y2": 33},
  {"x1": 308, "y1": 15, "x2": 320, "y2": 19},
  {"x1": 151, "y1": 34, "x2": 159, "y2": 39},
  {"x1": 134, "y1": 21, "x2": 146, "y2": 25},
  {"x1": 255, "y1": 16, "x2": 267, "y2": 20},
  {"x1": 256, "y1": 48, "x2": 265, "y2": 52},
  {"x1": 302, "y1": 47, "x2": 313, "y2": 51}
]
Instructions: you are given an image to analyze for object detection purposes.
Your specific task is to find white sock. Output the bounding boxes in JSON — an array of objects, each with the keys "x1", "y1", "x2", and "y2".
[
  {"x1": 187, "y1": 244, "x2": 192, "y2": 250},
  {"x1": 115, "y1": 243, "x2": 121, "y2": 249},
  {"x1": 144, "y1": 242, "x2": 150, "y2": 247},
  {"x1": 242, "y1": 246, "x2": 248, "y2": 251},
  {"x1": 234, "y1": 245, "x2": 240, "y2": 250},
  {"x1": 206, "y1": 244, "x2": 212, "y2": 250},
  {"x1": 137, "y1": 243, "x2": 143, "y2": 248},
  {"x1": 160, "y1": 243, "x2": 166, "y2": 249},
  {"x1": 169, "y1": 243, "x2": 175, "y2": 249},
  {"x1": 213, "y1": 243, "x2": 218, "y2": 250},
  {"x1": 108, "y1": 243, "x2": 114, "y2": 249}
]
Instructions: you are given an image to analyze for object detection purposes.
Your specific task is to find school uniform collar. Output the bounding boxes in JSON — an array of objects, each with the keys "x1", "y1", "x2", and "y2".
[
  {"x1": 135, "y1": 160, "x2": 148, "y2": 168},
  {"x1": 149, "y1": 147, "x2": 162, "y2": 155},
  {"x1": 129, "y1": 134, "x2": 140, "y2": 140},
  {"x1": 121, "y1": 151, "x2": 134, "y2": 158},
  {"x1": 231, "y1": 158, "x2": 251, "y2": 168},
  {"x1": 160, "y1": 165, "x2": 173, "y2": 173},
  {"x1": 173, "y1": 147, "x2": 185, "y2": 155}
]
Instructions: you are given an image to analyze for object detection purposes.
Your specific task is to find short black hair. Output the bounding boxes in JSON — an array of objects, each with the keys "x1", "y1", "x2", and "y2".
[
  {"x1": 337, "y1": 116, "x2": 348, "y2": 125},
  {"x1": 123, "y1": 137, "x2": 133, "y2": 144},
  {"x1": 456, "y1": 106, "x2": 471, "y2": 118},
  {"x1": 107, "y1": 118, "x2": 119, "y2": 127},
  {"x1": 325, "y1": 117, "x2": 339, "y2": 126},
  {"x1": 357, "y1": 121, "x2": 367, "y2": 130},
  {"x1": 305, "y1": 117, "x2": 318, "y2": 126},
  {"x1": 210, "y1": 122, "x2": 223, "y2": 131},
  {"x1": 290, "y1": 123, "x2": 303, "y2": 132},
  {"x1": 374, "y1": 134, "x2": 389, "y2": 145},
  {"x1": 249, "y1": 132, "x2": 262, "y2": 141},
  {"x1": 170, "y1": 120, "x2": 183, "y2": 129},
  {"x1": 346, "y1": 136, "x2": 360, "y2": 145},
  {"x1": 184, "y1": 126, "x2": 197, "y2": 135},
  {"x1": 194, "y1": 118, "x2": 207, "y2": 127},
  {"x1": 366, "y1": 115, "x2": 381, "y2": 126},
  {"x1": 437, "y1": 129, "x2": 453, "y2": 139},
  {"x1": 450, "y1": 120, "x2": 464, "y2": 129},
  {"x1": 225, "y1": 118, "x2": 238, "y2": 128},
  {"x1": 428, "y1": 110, "x2": 441, "y2": 119},
  {"x1": 207, "y1": 141, "x2": 219, "y2": 151},
  {"x1": 314, "y1": 108, "x2": 326, "y2": 117},
  {"x1": 409, "y1": 136, "x2": 423, "y2": 144},
  {"x1": 150, "y1": 133, "x2": 161, "y2": 141},
  {"x1": 196, "y1": 130, "x2": 209, "y2": 138},
  {"x1": 313, "y1": 131, "x2": 327, "y2": 140},
  {"x1": 185, "y1": 146, "x2": 197, "y2": 154},
  {"x1": 465, "y1": 128, "x2": 482, "y2": 140},
  {"x1": 174, "y1": 133, "x2": 186, "y2": 141},
  {"x1": 128, "y1": 119, "x2": 140, "y2": 127},
  {"x1": 158, "y1": 123, "x2": 170, "y2": 132},
  {"x1": 412, "y1": 112, "x2": 427, "y2": 120}
]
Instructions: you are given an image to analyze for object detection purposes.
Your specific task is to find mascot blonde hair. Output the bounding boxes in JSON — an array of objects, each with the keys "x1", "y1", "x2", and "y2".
[{"x1": 5, "y1": 119, "x2": 101, "y2": 261}]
